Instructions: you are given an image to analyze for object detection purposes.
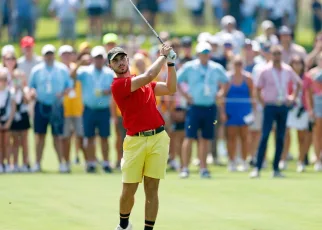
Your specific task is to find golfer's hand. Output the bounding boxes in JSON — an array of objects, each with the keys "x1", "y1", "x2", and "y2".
[
  {"x1": 160, "y1": 44, "x2": 172, "y2": 57},
  {"x1": 167, "y1": 50, "x2": 177, "y2": 63}
]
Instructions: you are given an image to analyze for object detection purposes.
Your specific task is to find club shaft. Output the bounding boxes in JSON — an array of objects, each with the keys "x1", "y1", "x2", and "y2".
[{"x1": 128, "y1": 0, "x2": 164, "y2": 44}]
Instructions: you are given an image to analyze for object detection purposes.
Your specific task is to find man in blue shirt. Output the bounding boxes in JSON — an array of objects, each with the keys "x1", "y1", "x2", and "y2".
[
  {"x1": 177, "y1": 42, "x2": 229, "y2": 178},
  {"x1": 29, "y1": 44, "x2": 72, "y2": 173},
  {"x1": 71, "y1": 46, "x2": 114, "y2": 173}
]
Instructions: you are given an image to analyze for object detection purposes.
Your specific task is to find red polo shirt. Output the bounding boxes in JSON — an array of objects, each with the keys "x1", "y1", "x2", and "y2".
[{"x1": 111, "y1": 76, "x2": 165, "y2": 136}]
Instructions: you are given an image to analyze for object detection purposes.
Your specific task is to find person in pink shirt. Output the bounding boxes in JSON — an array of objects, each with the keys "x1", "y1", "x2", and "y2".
[
  {"x1": 250, "y1": 45, "x2": 302, "y2": 178},
  {"x1": 305, "y1": 53, "x2": 322, "y2": 172}
]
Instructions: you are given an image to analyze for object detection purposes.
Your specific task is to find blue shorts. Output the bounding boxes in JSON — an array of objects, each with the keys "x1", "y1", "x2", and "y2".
[
  {"x1": 34, "y1": 102, "x2": 64, "y2": 136},
  {"x1": 185, "y1": 105, "x2": 217, "y2": 140},
  {"x1": 87, "y1": 7, "x2": 104, "y2": 16},
  {"x1": 83, "y1": 107, "x2": 110, "y2": 138}
]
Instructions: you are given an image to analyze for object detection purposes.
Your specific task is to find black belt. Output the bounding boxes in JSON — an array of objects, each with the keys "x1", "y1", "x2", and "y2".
[{"x1": 134, "y1": 126, "x2": 165, "y2": 137}]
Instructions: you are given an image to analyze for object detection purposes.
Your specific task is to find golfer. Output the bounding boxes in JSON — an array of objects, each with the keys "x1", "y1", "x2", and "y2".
[{"x1": 110, "y1": 44, "x2": 177, "y2": 230}]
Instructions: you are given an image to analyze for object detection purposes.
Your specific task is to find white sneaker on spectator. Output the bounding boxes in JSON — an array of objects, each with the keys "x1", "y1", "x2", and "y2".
[
  {"x1": 115, "y1": 223, "x2": 133, "y2": 230},
  {"x1": 168, "y1": 159, "x2": 179, "y2": 171},
  {"x1": 314, "y1": 161, "x2": 322, "y2": 172},
  {"x1": 20, "y1": 165, "x2": 30, "y2": 173},
  {"x1": 249, "y1": 168, "x2": 260, "y2": 178},
  {"x1": 12, "y1": 165, "x2": 19, "y2": 173},
  {"x1": 296, "y1": 162, "x2": 305, "y2": 173},
  {"x1": 0, "y1": 165, "x2": 4, "y2": 173},
  {"x1": 32, "y1": 163, "x2": 41, "y2": 173},
  {"x1": 238, "y1": 161, "x2": 249, "y2": 172},
  {"x1": 179, "y1": 168, "x2": 189, "y2": 179},
  {"x1": 206, "y1": 153, "x2": 214, "y2": 165},
  {"x1": 228, "y1": 161, "x2": 237, "y2": 172},
  {"x1": 262, "y1": 160, "x2": 268, "y2": 169},
  {"x1": 279, "y1": 160, "x2": 287, "y2": 171},
  {"x1": 59, "y1": 163, "x2": 68, "y2": 173}
]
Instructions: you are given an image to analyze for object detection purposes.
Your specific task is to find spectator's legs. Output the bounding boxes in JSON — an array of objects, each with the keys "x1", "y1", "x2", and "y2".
[
  {"x1": 198, "y1": 138, "x2": 209, "y2": 170},
  {"x1": 53, "y1": 136, "x2": 62, "y2": 163},
  {"x1": 313, "y1": 118, "x2": 322, "y2": 162},
  {"x1": 249, "y1": 130, "x2": 261, "y2": 161},
  {"x1": 4, "y1": 131, "x2": 10, "y2": 166},
  {"x1": 94, "y1": 16, "x2": 103, "y2": 39},
  {"x1": 256, "y1": 106, "x2": 275, "y2": 171},
  {"x1": 11, "y1": 132, "x2": 20, "y2": 169},
  {"x1": 62, "y1": 136, "x2": 71, "y2": 164},
  {"x1": 281, "y1": 128, "x2": 291, "y2": 162},
  {"x1": 226, "y1": 126, "x2": 238, "y2": 162},
  {"x1": 273, "y1": 106, "x2": 288, "y2": 172},
  {"x1": 76, "y1": 136, "x2": 86, "y2": 162},
  {"x1": 170, "y1": 130, "x2": 185, "y2": 169},
  {"x1": 181, "y1": 138, "x2": 193, "y2": 169},
  {"x1": 239, "y1": 126, "x2": 249, "y2": 161},
  {"x1": 297, "y1": 130, "x2": 311, "y2": 163},
  {"x1": 21, "y1": 130, "x2": 29, "y2": 166},
  {"x1": 35, "y1": 134, "x2": 46, "y2": 165},
  {"x1": 86, "y1": 137, "x2": 96, "y2": 162},
  {"x1": 100, "y1": 137, "x2": 109, "y2": 162}
]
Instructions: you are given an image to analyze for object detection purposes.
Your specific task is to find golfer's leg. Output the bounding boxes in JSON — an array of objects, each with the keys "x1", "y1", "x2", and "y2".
[
  {"x1": 119, "y1": 183, "x2": 139, "y2": 229},
  {"x1": 144, "y1": 176, "x2": 160, "y2": 229}
]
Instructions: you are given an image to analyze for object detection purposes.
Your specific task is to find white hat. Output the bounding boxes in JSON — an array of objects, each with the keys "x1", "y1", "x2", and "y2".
[
  {"x1": 197, "y1": 32, "x2": 212, "y2": 43},
  {"x1": 251, "y1": 40, "x2": 260, "y2": 52},
  {"x1": 261, "y1": 20, "x2": 275, "y2": 31},
  {"x1": 196, "y1": 42, "x2": 212, "y2": 54},
  {"x1": 1, "y1": 45, "x2": 15, "y2": 57},
  {"x1": 221, "y1": 15, "x2": 236, "y2": 28},
  {"x1": 91, "y1": 46, "x2": 107, "y2": 58},
  {"x1": 208, "y1": 35, "x2": 221, "y2": 45},
  {"x1": 41, "y1": 44, "x2": 56, "y2": 55},
  {"x1": 58, "y1": 45, "x2": 73, "y2": 56}
]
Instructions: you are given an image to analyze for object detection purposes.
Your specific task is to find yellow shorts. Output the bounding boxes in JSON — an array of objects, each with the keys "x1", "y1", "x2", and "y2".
[{"x1": 121, "y1": 130, "x2": 170, "y2": 183}]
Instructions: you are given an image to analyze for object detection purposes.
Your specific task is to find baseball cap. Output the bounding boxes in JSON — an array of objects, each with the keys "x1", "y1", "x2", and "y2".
[
  {"x1": 79, "y1": 42, "x2": 91, "y2": 53},
  {"x1": 20, "y1": 36, "x2": 35, "y2": 48},
  {"x1": 181, "y1": 36, "x2": 192, "y2": 47},
  {"x1": 197, "y1": 32, "x2": 212, "y2": 43},
  {"x1": 261, "y1": 20, "x2": 274, "y2": 31},
  {"x1": 58, "y1": 45, "x2": 73, "y2": 56},
  {"x1": 41, "y1": 44, "x2": 56, "y2": 55},
  {"x1": 208, "y1": 35, "x2": 221, "y2": 45},
  {"x1": 279, "y1": 26, "x2": 292, "y2": 35},
  {"x1": 221, "y1": 15, "x2": 236, "y2": 28},
  {"x1": 107, "y1": 47, "x2": 127, "y2": 62},
  {"x1": 196, "y1": 42, "x2": 212, "y2": 54},
  {"x1": 91, "y1": 46, "x2": 107, "y2": 58},
  {"x1": 103, "y1": 33, "x2": 118, "y2": 45},
  {"x1": 1, "y1": 45, "x2": 15, "y2": 57}
]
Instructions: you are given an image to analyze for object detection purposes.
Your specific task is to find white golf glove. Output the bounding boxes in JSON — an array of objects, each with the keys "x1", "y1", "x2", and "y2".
[{"x1": 167, "y1": 50, "x2": 177, "y2": 63}]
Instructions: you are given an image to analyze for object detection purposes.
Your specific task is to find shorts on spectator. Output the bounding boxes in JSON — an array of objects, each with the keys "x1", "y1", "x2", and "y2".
[
  {"x1": 249, "y1": 109, "x2": 263, "y2": 131},
  {"x1": 185, "y1": 105, "x2": 217, "y2": 140},
  {"x1": 137, "y1": 0, "x2": 158, "y2": 13},
  {"x1": 59, "y1": 19, "x2": 76, "y2": 40},
  {"x1": 87, "y1": 7, "x2": 105, "y2": 16},
  {"x1": 287, "y1": 106, "x2": 309, "y2": 130},
  {"x1": 34, "y1": 101, "x2": 64, "y2": 136},
  {"x1": 63, "y1": 116, "x2": 84, "y2": 138},
  {"x1": 191, "y1": 1, "x2": 204, "y2": 16},
  {"x1": 11, "y1": 112, "x2": 30, "y2": 131},
  {"x1": 83, "y1": 107, "x2": 110, "y2": 138}
]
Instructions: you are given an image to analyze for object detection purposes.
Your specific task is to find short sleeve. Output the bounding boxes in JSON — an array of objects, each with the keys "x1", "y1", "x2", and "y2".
[
  {"x1": 303, "y1": 74, "x2": 313, "y2": 90},
  {"x1": 76, "y1": 66, "x2": 88, "y2": 81},
  {"x1": 111, "y1": 78, "x2": 132, "y2": 100},
  {"x1": 216, "y1": 65, "x2": 229, "y2": 84},
  {"x1": 29, "y1": 68, "x2": 37, "y2": 88},
  {"x1": 256, "y1": 70, "x2": 265, "y2": 88},
  {"x1": 177, "y1": 63, "x2": 189, "y2": 84}
]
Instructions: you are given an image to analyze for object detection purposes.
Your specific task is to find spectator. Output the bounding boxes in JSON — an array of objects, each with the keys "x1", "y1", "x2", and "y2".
[
  {"x1": 243, "y1": 39, "x2": 257, "y2": 73},
  {"x1": 280, "y1": 55, "x2": 311, "y2": 172},
  {"x1": 224, "y1": 0, "x2": 243, "y2": 28},
  {"x1": 114, "y1": 0, "x2": 134, "y2": 36},
  {"x1": 58, "y1": 45, "x2": 85, "y2": 173},
  {"x1": 305, "y1": 52, "x2": 322, "y2": 172},
  {"x1": 177, "y1": 42, "x2": 229, "y2": 178},
  {"x1": 0, "y1": 68, "x2": 15, "y2": 173},
  {"x1": 211, "y1": 0, "x2": 224, "y2": 23},
  {"x1": 84, "y1": 0, "x2": 108, "y2": 39},
  {"x1": 137, "y1": 0, "x2": 159, "y2": 32},
  {"x1": 28, "y1": 44, "x2": 72, "y2": 173},
  {"x1": 178, "y1": 36, "x2": 194, "y2": 68},
  {"x1": 102, "y1": 33, "x2": 118, "y2": 52},
  {"x1": 70, "y1": 46, "x2": 114, "y2": 173},
  {"x1": 209, "y1": 35, "x2": 228, "y2": 69},
  {"x1": 184, "y1": 0, "x2": 205, "y2": 26},
  {"x1": 264, "y1": 0, "x2": 288, "y2": 28},
  {"x1": 158, "y1": 0, "x2": 176, "y2": 25},
  {"x1": 1, "y1": 45, "x2": 15, "y2": 66},
  {"x1": 240, "y1": 0, "x2": 260, "y2": 37},
  {"x1": 11, "y1": 0, "x2": 38, "y2": 41},
  {"x1": 312, "y1": 0, "x2": 322, "y2": 35},
  {"x1": 250, "y1": 45, "x2": 302, "y2": 178},
  {"x1": 279, "y1": 26, "x2": 307, "y2": 64},
  {"x1": 79, "y1": 41, "x2": 91, "y2": 55},
  {"x1": 49, "y1": 0, "x2": 81, "y2": 46},
  {"x1": 217, "y1": 15, "x2": 245, "y2": 54},
  {"x1": 255, "y1": 20, "x2": 279, "y2": 46},
  {"x1": 3, "y1": 53, "x2": 31, "y2": 173},
  {"x1": 222, "y1": 56, "x2": 254, "y2": 172}
]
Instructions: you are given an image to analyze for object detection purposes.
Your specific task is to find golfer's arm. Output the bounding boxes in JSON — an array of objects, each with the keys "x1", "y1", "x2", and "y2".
[
  {"x1": 131, "y1": 56, "x2": 167, "y2": 92},
  {"x1": 154, "y1": 66, "x2": 177, "y2": 96}
]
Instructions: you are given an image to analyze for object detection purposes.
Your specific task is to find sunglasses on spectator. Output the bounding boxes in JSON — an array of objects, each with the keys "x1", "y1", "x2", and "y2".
[
  {"x1": 234, "y1": 62, "x2": 243, "y2": 66},
  {"x1": 5, "y1": 57, "x2": 16, "y2": 61},
  {"x1": 272, "y1": 52, "x2": 281, "y2": 56}
]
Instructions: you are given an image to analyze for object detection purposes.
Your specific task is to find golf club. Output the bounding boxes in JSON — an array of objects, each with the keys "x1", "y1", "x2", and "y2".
[{"x1": 128, "y1": 0, "x2": 176, "y2": 59}]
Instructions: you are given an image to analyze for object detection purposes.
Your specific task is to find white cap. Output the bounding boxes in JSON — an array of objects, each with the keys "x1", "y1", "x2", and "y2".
[
  {"x1": 58, "y1": 45, "x2": 73, "y2": 56},
  {"x1": 41, "y1": 44, "x2": 56, "y2": 55},
  {"x1": 1, "y1": 45, "x2": 15, "y2": 57},
  {"x1": 91, "y1": 46, "x2": 107, "y2": 58},
  {"x1": 261, "y1": 20, "x2": 275, "y2": 31},
  {"x1": 208, "y1": 35, "x2": 221, "y2": 45},
  {"x1": 197, "y1": 32, "x2": 212, "y2": 43},
  {"x1": 221, "y1": 15, "x2": 236, "y2": 28},
  {"x1": 252, "y1": 40, "x2": 260, "y2": 52},
  {"x1": 196, "y1": 42, "x2": 212, "y2": 54}
]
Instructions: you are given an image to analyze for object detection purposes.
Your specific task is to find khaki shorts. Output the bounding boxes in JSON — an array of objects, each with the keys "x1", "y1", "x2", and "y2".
[
  {"x1": 121, "y1": 130, "x2": 170, "y2": 183},
  {"x1": 63, "y1": 117, "x2": 84, "y2": 138}
]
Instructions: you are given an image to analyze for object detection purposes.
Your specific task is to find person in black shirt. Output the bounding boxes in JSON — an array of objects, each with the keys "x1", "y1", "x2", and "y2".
[{"x1": 178, "y1": 36, "x2": 194, "y2": 68}]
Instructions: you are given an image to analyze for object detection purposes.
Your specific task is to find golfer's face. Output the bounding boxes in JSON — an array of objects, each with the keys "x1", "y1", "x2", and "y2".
[{"x1": 110, "y1": 54, "x2": 129, "y2": 74}]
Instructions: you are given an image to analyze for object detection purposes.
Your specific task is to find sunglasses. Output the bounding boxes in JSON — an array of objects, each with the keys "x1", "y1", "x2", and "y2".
[
  {"x1": 272, "y1": 52, "x2": 281, "y2": 56},
  {"x1": 234, "y1": 62, "x2": 243, "y2": 66},
  {"x1": 5, "y1": 57, "x2": 16, "y2": 61}
]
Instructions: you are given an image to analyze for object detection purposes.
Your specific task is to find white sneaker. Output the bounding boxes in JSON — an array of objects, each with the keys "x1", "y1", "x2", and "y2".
[
  {"x1": 0, "y1": 165, "x2": 4, "y2": 173},
  {"x1": 59, "y1": 163, "x2": 68, "y2": 173},
  {"x1": 238, "y1": 161, "x2": 249, "y2": 172},
  {"x1": 228, "y1": 161, "x2": 237, "y2": 172},
  {"x1": 297, "y1": 162, "x2": 305, "y2": 173},
  {"x1": 249, "y1": 169, "x2": 260, "y2": 178},
  {"x1": 179, "y1": 169, "x2": 189, "y2": 179},
  {"x1": 32, "y1": 163, "x2": 41, "y2": 173},
  {"x1": 206, "y1": 153, "x2": 214, "y2": 164},
  {"x1": 115, "y1": 223, "x2": 133, "y2": 230},
  {"x1": 279, "y1": 161, "x2": 287, "y2": 171},
  {"x1": 314, "y1": 161, "x2": 322, "y2": 172},
  {"x1": 20, "y1": 165, "x2": 30, "y2": 173},
  {"x1": 12, "y1": 165, "x2": 19, "y2": 173},
  {"x1": 169, "y1": 159, "x2": 179, "y2": 171}
]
